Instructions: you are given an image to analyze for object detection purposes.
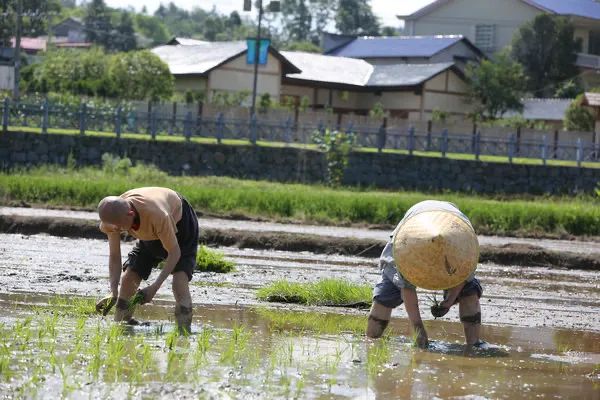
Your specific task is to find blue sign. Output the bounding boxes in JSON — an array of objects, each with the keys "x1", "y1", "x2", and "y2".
[{"x1": 246, "y1": 38, "x2": 270, "y2": 65}]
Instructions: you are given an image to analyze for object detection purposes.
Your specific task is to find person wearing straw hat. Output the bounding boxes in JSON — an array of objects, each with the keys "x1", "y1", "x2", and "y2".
[{"x1": 366, "y1": 200, "x2": 483, "y2": 349}]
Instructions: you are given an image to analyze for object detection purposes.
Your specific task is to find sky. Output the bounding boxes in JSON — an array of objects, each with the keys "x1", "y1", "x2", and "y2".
[{"x1": 102, "y1": 0, "x2": 437, "y2": 28}]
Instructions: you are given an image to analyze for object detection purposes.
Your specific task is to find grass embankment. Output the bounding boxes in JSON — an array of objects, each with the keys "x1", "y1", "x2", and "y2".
[
  {"x1": 0, "y1": 165, "x2": 598, "y2": 237},
  {"x1": 257, "y1": 279, "x2": 373, "y2": 306}
]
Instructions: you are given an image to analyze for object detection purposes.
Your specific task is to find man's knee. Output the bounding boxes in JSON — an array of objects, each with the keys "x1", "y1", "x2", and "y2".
[{"x1": 366, "y1": 302, "x2": 393, "y2": 338}]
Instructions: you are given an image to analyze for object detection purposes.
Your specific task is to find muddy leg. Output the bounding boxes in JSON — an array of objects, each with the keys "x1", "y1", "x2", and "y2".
[
  {"x1": 114, "y1": 268, "x2": 142, "y2": 323},
  {"x1": 172, "y1": 271, "x2": 193, "y2": 334},
  {"x1": 459, "y1": 294, "x2": 481, "y2": 346},
  {"x1": 367, "y1": 302, "x2": 393, "y2": 338}
]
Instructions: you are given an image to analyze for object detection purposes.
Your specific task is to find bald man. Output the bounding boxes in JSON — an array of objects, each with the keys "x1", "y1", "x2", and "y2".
[{"x1": 95, "y1": 187, "x2": 199, "y2": 333}]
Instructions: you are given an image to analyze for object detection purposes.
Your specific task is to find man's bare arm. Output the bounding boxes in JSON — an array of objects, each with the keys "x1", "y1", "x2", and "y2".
[
  {"x1": 401, "y1": 287, "x2": 429, "y2": 348},
  {"x1": 107, "y1": 232, "x2": 122, "y2": 298}
]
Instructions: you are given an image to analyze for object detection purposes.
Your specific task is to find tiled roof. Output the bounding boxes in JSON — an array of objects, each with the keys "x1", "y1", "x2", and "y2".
[
  {"x1": 368, "y1": 62, "x2": 454, "y2": 86},
  {"x1": 152, "y1": 41, "x2": 247, "y2": 74},
  {"x1": 326, "y1": 35, "x2": 465, "y2": 58},
  {"x1": 583, "y1": 93, "x2": 600, "y2": 107}
]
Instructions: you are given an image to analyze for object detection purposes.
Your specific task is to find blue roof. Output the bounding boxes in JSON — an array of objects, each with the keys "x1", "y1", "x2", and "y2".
[
  {"x1": 327, "y1": 35, "x2": 464, "y2": 58},
  {"x1": 526, "y1": 0, "x2": 600, "y2": 19}
]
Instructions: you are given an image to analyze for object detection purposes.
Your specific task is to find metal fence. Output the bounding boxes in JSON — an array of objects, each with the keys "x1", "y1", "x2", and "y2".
[{"x1": 1, "y1": 98, "x2": 599, "y2": 166}]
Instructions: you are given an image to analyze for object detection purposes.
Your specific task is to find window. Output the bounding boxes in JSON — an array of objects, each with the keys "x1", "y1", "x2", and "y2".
[
  {"x1": 589, "y1": 31, "x2": 600, "y2": 56},
  {"x1": 475, "y1": 24, "x2": 495, "y2": 53}
]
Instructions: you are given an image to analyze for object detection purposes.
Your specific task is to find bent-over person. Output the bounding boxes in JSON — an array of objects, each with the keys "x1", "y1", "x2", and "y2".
[{"x1": 95, "y1": 187, "x2": 199, "y2": 333}]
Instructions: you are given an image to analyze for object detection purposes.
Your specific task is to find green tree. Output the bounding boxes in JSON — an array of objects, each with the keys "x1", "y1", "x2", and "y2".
[
  {"x1": 282, "y1": 0, "x2": 312, "y2": 42},
  {"x1": 283, "y1": 41, "x2": 321, "y2": 52},
  {"x1": 381, "y1": 26, "x2": 399, "y2": 36},
  {"x1": 108, "y1": 50, "x2": 174, "y2": 101},
  {"x1": 0, "y1": 0, "x2": 62, "y2": 47},
  {"x1": 511, "y1": 14, "x2": 582, "y2": 97},
  {"x1": 335, "y1": 0, "x2": 379, "y2": 35},
  {"x1": 564, "y1": 94, "x2": 595, "y2": 132},
  {"x1": 134, "y1": 14, "x2": 170, "y2": 46},
  {"x1": 84, "y1": 0, "x2": 113, "y2": 48},
  {"x1": 464, "y1": 52, "x2": 527, "y2": 120},
  {"x1": 113, "y1": 11, "x2": 137, "y2": 51},
  {"x1": 554, "y1": 79, "x2": 584, "y2": 99},
  {"x1": 308, "y1": 0, "x2": 337, "y2": 44}
]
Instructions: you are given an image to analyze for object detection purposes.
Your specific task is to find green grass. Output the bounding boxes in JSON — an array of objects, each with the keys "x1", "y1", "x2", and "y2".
[
  {"x1": 0, "y1": 164, "x2": 599, "y2": 237},
  {"x1": 256, "y1": 279, "x2": 373, "y2": 306},
  {"x1": 196, "y1": 245, "x2": 236, "y2": 273}
]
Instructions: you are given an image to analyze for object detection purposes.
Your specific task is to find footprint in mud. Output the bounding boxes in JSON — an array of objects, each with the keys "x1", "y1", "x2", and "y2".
[{"x1": 428, "y1": 340, "x2": 510, "y2": 358}]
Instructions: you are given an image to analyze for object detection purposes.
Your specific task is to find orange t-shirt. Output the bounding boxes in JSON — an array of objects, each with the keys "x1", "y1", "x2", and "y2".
[{"x1": 100, "y1": 187, "x2": 183, "y2": 252}]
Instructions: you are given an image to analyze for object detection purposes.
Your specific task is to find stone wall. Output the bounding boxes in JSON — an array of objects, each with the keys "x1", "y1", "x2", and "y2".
[{"x1": 1, "y1": 131, "x2": 599, "y2": 194}]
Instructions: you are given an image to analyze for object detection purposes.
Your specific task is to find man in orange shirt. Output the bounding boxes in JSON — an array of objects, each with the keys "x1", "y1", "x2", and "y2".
[{"x1": 95, "y1": 187, "x2": 199, "y2": 333}]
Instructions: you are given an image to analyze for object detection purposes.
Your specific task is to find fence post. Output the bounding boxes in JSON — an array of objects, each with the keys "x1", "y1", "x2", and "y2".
[
  {"x1": 408, "y1": 126, "x2": 415, "y2": 156},
  {"x1": 79, "y1": 103, "x2": 86, "y2": 135},
  {"x1": 41, "y1": 99, "x2": 49, "y2": 134},
  {"x1": 150, "y1": 111, "x2": 157, "y2": 140},
  {"x1": 216, "y1": 112, "x2": 224, "y2": 144},
  {"x1": 284, "y1": 116, "x2": 293, "y2": 143},
  {"x1": 377, "y1": 123, "x2": 386, "y2": 153},
  {"x1": 475, "y1": 131, "x2": 481, "y2": 161},
  {"x1": 441, "y1": 128, "x2": 448, "y2": 157},
  {"x1": 114, "y1": 106, "x2": 122, "y2": 139},
  {"x1": 2, "y1": 98, "x2": 9, "y2": 133},
  {"x1": 318, "y1": 120, "x2": 325, "y2": 136},
  {"x1": 576, "y1": 138, "x2": 583, "y2": 168},
  {"x1": 426, "y1": 121, "x2": 432, "y2": 151},
  {"x1": 183, "y1": 111, "x2": 192, "y2": 142},
  {"x1": 508, "y1": 133, "x2": 516, "y2": 164},
  {"x1": 249, "y1": 113, "x2": 258, "y2": 144},
  {"x1": 541, "y1": 135, "x2": 547, "y2": 165}
]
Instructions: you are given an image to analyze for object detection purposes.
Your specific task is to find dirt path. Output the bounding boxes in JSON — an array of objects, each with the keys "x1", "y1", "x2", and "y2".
[
  {"x1": 1, "y1": 233, "x2": 598, "y2": 333},
  {"x1": 2, "y1": 206, "x2": 599, "y2": 255}
]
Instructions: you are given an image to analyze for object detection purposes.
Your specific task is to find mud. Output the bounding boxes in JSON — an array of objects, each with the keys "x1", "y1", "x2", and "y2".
[{"x1": 1, "y1": 213, "x2": 599, "y2": 270}]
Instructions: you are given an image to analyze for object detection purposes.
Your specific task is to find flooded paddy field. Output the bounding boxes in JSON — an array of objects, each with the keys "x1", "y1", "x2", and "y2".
[{"x1": 0, "y1": 233, "x2": 599, "y2": 399}]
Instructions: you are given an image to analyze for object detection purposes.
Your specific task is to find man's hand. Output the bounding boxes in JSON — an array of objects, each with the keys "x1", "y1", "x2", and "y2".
[
  {"x1": 139, "y1": 284, "x2": 159, "y2": 304},
  {"x1": 413, "y1": 322, "x2": 429, "y2": 349},
  {"x1": 95, "y1": 295, "x2": 116, "y2": 316},
  {"x1": 431, "y1": 303, "x2": 450, "y2": 318}
]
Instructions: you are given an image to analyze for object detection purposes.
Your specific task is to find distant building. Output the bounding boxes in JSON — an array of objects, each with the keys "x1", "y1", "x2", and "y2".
[{"x1": 398, "y1": 0, "x2": 600, "y2": 88}]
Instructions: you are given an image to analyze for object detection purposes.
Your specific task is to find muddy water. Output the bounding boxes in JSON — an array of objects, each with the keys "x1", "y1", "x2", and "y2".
[
  {"x1": 0, "y1": 293, "x2": 598, "y2": 399},
  {"x1": 1, "y1": 206, "x2": 599, "y2": 255}
]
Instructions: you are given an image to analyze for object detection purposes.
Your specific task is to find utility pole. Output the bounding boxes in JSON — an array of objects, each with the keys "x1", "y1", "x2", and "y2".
[
  {"x1": 250, "y1": 0, "x2": 264, "y2": 118},
  {"x1": 13, "y1": 0, "x2": 22, "y2": 99}
]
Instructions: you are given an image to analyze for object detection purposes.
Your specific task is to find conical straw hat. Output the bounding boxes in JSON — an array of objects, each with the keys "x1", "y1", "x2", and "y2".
[{"x1": 392, "y1": 210, "x2": 479, "y2": 290}]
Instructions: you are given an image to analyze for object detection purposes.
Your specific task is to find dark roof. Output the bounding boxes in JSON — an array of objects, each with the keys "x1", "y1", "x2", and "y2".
[
  {"x1": 367, "y1": 63, "x2": 455, "y2": 87},
  {"x1": 325, "y1": 35, "x2": 483, "y2": 59},
  {"x1": 152, "y1": 40, "x2": 300, "y2": 75},
  {"x1": 400, "y1": 0, "x2": 600, "y2": 21}
]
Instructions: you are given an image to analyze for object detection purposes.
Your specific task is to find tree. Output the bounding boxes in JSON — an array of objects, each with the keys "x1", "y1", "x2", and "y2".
[
  {"x1": 283, "y1": 41, "x2": 321, "y2": 52},
  {"x1": 511, "y1": 14, "x2": 582, "y2": 97},
  {"x1": 464, "y1": 52, "x2": 527, "y2": 120},
  {"x1": 113, "y1": 11, "x2": 137, "y2": 51},
  {"x1": 381, "y1": 26, "x2": 399, "y2": 36},
  {"x1": 0, "y1": 0, "x2": 62, "y2": 47},
  {"x1": 134, "y1": 14, "x2": 170, "y2": 46},
  {"x1": 84, "y1": 0, "x2": 112, "y2": 48},
  {"x1": 108, "y1": 50, "x2": 174, "y2": 101},
  {"x1": 564, "y1": 94, "x2": 595, "y2": 132},
  {"x1": 281, "y1": 0, "x2": 312, "y2": 42},
  {"x1": 335, "y1": 0, "x2": 380, "y2": 36},
  {"x1": 308, "y1": 0, "x2": 337, "y2": 44}
]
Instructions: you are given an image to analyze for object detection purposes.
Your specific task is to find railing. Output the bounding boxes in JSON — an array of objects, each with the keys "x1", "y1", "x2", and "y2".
[{"x1": 1, "y1": 98, "x2": 599, "y2": 166}]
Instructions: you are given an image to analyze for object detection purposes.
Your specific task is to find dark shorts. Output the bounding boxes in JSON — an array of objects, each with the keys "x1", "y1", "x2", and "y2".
[
  {"x1": 123, "y1": 195, "x2": 199, "y2": 281},
  {"x1": 373, "y1": 269, "x2": 483, "y2": 309}
]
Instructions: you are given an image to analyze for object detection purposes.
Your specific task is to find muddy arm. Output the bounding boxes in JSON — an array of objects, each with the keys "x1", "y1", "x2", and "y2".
[
  {"x1": 401, "y1": 287, "x2": 429, "y2": 348},
  {"x1": 107, "y1": 232, "x2": 122, "y2": 298}
]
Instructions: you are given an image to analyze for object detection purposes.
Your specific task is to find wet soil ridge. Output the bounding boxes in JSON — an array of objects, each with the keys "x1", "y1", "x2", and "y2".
[{"x1": 1, "y1": 214, "x2": 598, "y2": 271}]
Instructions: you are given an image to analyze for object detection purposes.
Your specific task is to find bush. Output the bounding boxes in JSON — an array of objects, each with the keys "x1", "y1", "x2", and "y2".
[
  {"x1": 564, "y1": 94, "x2": 595, "y2": 132},
  {"x1": 196, "y1": 245, "x2": 235, "y2": 273}
]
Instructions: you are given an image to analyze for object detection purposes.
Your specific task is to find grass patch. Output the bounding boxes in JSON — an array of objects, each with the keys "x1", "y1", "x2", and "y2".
[
  {"x1": 196, "y1": 245, "x2": 236, "y2": 273},
  {"x1": 32, "y1": 296, "x2": 98, "y2": 317},
  {"x1": 255, "y1": 308, "x2": 368, "y2": 334},
  {"x1": 256, "y1": 279, "x2": 372, "y2": 306},
  {"x1": 0, "y1": 164, "x2": 599, "y2": 237}
]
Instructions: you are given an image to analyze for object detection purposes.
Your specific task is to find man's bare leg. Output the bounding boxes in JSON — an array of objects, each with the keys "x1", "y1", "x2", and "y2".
[
  {"x1": 459, "y1": 294, "x2": 481, "y2": 346},
  {"x1": 114, "y1": 268, "x2": 142, "y2": 323},
  {"x1": 367, "y1": 302, "x2": 393, "y2": 338},
  {"x1": 172, "y1": 271, "x2": 193, "y2": 334}
]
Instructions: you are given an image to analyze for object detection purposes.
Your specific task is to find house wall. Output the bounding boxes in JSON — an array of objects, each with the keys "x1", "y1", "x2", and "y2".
[
  {"x1": 209, "y1": 52, "x2": 282, "y2": 102},
  {"x1": 174, "y1": 76, "x2": 208, "y2": 93},
  {"x1": 408, "y1": 0, "x2": 541, "y2": 53},
  {"x1": 575, "y1": 27, "x2": 590, "y2": 52},
  {"x1": 0, "y1": 65, "x2": 14, "y2": 91}
]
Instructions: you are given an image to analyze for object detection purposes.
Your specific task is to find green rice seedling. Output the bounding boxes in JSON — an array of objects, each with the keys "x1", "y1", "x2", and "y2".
[
  {"x1": 366, "y1": 335, "x2": 391, "y2": 377},
  {"x1": 128, "y1": 292, "x2": 145, "y2": 312},
  {"x1": 256, "y1": 307, "x2": 367, "y2": 335},
  {"x1": 165, "y1": 328, "x2": 179, "y2": 350},
  {"x1": 153, "y1": 323, "x2": 165, "y2": 337},
  {"x1": 257, "y1": 279, "x2": 372, "y2": 306},
  {"x1": 86, "y1": 324, "x2": 104, "y2": 379},
  {"x1": 196, "y1": 245, "x2": 236, "y2": 273},
  {"x1": 48, "y1": 296, "x2": 97, "y2": 317},
  {"x1": 0, "y1": 353, "x2": 12, "y2": 380}
]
